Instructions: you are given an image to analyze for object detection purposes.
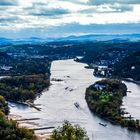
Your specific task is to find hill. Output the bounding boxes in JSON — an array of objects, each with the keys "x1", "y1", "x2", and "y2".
[{"x1": 113, "y1": 51, "x2": 140, "y2": 81}]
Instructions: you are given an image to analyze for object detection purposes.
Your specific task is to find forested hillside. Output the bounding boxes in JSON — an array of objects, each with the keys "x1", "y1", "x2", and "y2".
[{"x1": 113, "y1": 51, "x2": 140, "y2": 81}]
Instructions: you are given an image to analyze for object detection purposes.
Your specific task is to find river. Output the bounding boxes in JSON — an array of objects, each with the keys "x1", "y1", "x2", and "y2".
[{"x1": 9, "y1": 59, "x2": 140, "y2": 140}]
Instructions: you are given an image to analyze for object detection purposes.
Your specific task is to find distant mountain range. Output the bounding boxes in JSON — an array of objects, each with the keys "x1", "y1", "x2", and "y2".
[
  {"x1": 0, "y1": 34, "x2": 140, "y2": 45},
  {"x1": 57, "y1": 34, "x2": 140, "y2": 42}
]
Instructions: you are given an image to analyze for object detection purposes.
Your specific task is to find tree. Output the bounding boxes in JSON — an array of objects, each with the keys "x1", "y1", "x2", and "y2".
[{"x1": 50, "y1": 121, "x2": 89, "y2": 140}]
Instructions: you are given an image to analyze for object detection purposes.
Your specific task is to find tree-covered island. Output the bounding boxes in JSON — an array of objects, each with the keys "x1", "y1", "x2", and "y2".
[{"x1": 85, "y1": 79, "x2": 140, "y2": 132}]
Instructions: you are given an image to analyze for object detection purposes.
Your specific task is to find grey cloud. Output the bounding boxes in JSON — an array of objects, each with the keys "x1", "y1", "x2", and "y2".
[
  {"x1": 26, "y1": 3, "x2": 70, "y2": 17},
  {"x1": 85, "y1": 0, "x2": 135, "y2": 13},
  {"x1": 60, "y1": 0, "x2": 86, "y2": 4},
  {"x1": 0, "y1": 17, "x2": 19, "y2": 23},
  {"x1": 110, "y1": 4, "x2": 133, "y2": 12},
  {"x1": 0, "y1": 17, "x2": 24, "y2": 28},
  {"x1": 0, "y1": 18, "x2": 15, "y2": 23},
  {"x1": 0, "y1": 0, "x2": 18, "y2": 6},
  {"x1": 88, "y1": 0, "x2": 140, "y2": 5},
  {"x1": 31, "y1": 8, "x2": 69, "y2": 17},
  {"x1": 80, "y1": 4, "x2": 133, "y2": 14}
]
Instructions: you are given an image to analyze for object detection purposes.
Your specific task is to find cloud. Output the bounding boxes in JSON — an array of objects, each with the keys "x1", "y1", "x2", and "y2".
[
  {"x1": 0, "y1": 17, "x2": 18, "y2": 23},
  {"x1": 88, "y1": 0, "x2": 140, "y2": 5},
  {"x1": 87, "y1": 0, "x2": 138, "y2": 13},
  {"x1": 0, "y1": 0, "x2": 18, "y2": 6},
  {"x1": 27, "y1": 7, "x2": 70, "y2": 17},
  {"x1": 80, "y1": 4, "x2": 133, "y2": 13},
  {"x1": 108, "y1": 4, "x2": 133, "y2": 12},
  {"x1": 0, "y1": 0, "x2": 140, "y2": 37}
]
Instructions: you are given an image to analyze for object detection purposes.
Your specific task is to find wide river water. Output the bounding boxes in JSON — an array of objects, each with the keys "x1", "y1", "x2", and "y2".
[{"x1": 9, "y1": 59, "x2": 140, "y2": 140}]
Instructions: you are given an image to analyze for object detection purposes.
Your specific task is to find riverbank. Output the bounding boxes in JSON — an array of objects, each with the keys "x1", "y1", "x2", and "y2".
[
  {"x1": 82, "y1": 61, "x2": 140, "y2": 86},
  {"x1": 8, "y1": 114, "x2": 52, "y2": 140},
  {"x1": 122, "y1": 78, "x2": 140, "y2": 85},
  {"x1": 0, "y1": 57, "x2": 52, "y2": 139}
]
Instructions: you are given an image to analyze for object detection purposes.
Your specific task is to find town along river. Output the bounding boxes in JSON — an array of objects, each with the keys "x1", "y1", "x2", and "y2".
[{"x1": 9, "y1": 59, "x2": 140, "y2": 140}]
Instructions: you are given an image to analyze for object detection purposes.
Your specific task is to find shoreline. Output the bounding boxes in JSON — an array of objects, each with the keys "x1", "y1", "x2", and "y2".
[
  {"x1": 81, "y1": 62, "x2": 140, "y2": 86},
  {"x1": 8, "y1": 114, "x2": 52, "y2": 140},
  {"x1": 122, "y1": 78, "x2": 140, "y2": 85}
]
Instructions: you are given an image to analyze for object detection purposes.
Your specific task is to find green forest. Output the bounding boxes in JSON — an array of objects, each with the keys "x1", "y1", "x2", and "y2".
[
  {"x1": 113, "y1": 51, "x2": 140, "y2": 81},
  {"x1": 0, "y1": 74, "x2": 50, "y2": 102},
  {"x1": 0, "y1": 54, "x2": 51, "y2": 139},
  {"x1": 86, "y1": 79, "x2": 140, "y2": 132},
  {"x1": 0, "y1": 95, "x2": 36, "y2": 140}
]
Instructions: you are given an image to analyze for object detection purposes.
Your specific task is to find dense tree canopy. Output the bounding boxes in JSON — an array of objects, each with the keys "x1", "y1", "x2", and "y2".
[
  {"x1": 0, "y1": 96, "x2": 36, "y2": 140},
  {"x1": 113, "y1": 51, "x2": 140, "y2": 81},
  {"x1": 86, "y1": 79, "x2": 140, "y2": 132},
  {"x1": 50, "y1": 121, "x2": 89, "y2": 140},
  {"x1": 0, "y1": 74, "x2": 50, "y2": 102}
]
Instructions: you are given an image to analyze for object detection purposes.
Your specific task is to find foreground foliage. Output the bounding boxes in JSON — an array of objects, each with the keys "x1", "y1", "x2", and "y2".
[
  {"x1": 0, "y1": 95, "x2": 36, "y2": 140},
  {"x1": 86, "y1": 79, "x2": 140, "y2": 132},
  {"x1": 50, "y1": 121, "x2": 89, "y2": 140}
]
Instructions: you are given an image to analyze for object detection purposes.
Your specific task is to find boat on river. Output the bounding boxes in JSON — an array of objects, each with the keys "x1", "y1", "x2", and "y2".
[
  {"x1": 51, "y1": 78, "x2": 63, "y2": 82},
  {"x1": 74, "y1": 102, "x2": 80, "y2": 108},
  {"x1": 65, "y1": 87, "x2": 69, "y2": 90},
  {"x1": 99, "y1": 123, "x2": 107, "y2": 127},
  {"x1": 69, "y1": 89, "x2": 74, "y2": 92}
]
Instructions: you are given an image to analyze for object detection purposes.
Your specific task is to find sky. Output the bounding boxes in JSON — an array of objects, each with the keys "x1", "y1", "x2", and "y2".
[{"x1": 0, "y1": 0, "x2": 140, "y2": 38}]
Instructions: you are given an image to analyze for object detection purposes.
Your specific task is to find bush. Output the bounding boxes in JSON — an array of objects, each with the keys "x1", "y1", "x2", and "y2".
[{"x1": 50, "y1": 121, "x2": 89, "y2": 140}]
